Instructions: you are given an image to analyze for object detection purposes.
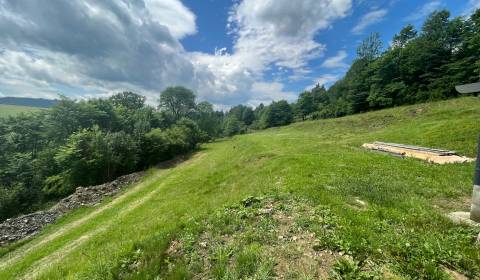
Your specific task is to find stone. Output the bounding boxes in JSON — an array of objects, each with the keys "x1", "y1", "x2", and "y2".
[{"x1": 447, "y1": 211, "x2": 480, "y2": 227}]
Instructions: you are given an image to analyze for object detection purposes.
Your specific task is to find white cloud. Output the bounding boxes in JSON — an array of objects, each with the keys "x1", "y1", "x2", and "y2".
[
  {"x1": 306, "y1": 74, "x2": 341, "y2": 90},
  {"x1": 0, "y1": 0, "x2": 197, "y2": 104},
  {"x1": 404, "y1": 1, "x2": 442, "y2": 22},
  {"x1": 463, "y1": 0, "x2": 480, "y2": 15},
  {"x1": 229, "y1": 0, "x2": 351, "y2": 70},
  {"x1": 144, "y1": 0, "x2": 196, "y2": 39},
  {"x1": 352, "y1": 9, "x2": 387, "y2": 34},
  {"x1": 248, "y1": 82, "x2": 297, "y2": 106},
  {"x1": 0, "y1": 0, "x2": 353, "y2": 107},
  {"x1": 321, "y1": 50, "x2": 348, "y2": 69},
  {"x1": 190, "y1": 0, "x2": 352, "y2": 106}
]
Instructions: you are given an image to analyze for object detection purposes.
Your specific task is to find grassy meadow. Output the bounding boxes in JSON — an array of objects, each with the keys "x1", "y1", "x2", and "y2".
[
  {"x1": 0, "y1": 104, "x2": 42, "y2": 118},
  {"x1": 0, "y1": 97, "x2": 479, "y2": 279}
]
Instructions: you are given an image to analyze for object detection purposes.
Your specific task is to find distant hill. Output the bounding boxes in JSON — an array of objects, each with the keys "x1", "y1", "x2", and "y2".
[
  {"x1": 0, "y1": 104, "x2": 42, "y2": 118},
  {"x1": 0, "y1": 97, "x2": 59, "y2": 108}
]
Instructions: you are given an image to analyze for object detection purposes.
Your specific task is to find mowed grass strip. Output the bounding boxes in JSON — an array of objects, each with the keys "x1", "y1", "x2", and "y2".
[{"x1": 0, "y1": 97, "x2": 479, "y2": 279}]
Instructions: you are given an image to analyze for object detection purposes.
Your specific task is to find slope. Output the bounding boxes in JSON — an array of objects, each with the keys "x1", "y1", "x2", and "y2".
[{"x1": 0, "y1": 97, "x2": 479, "y2": 279}]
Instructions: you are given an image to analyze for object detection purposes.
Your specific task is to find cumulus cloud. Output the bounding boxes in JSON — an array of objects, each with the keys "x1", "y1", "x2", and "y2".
[
  {"x1": 144, "y1": 0, "x2": 196, "y2": 38},
  {"x1": 352, "y1": 9, "x2": 387, "y2": 34},
  {"x1": 0, "y1": 0, "x2": 199, "y2": 102},
  {"x1": 248, "y1": 82, "x2": 297, "y2": 106},
  {"x1": 404, "y1": 1, "x2": 443, "y2": 22},
  {"x1": 321, "y1": 50, "x2": 348, "y2": 69},
  {"x1": 190, "y1": 0, "x2": 352, "y2": 106},
  {"x1": 0, "y1": 0, "x2": 352, "y2": 107},
  {"x1": 228, "y1": 0, "x2": 351, "y2": 70}
]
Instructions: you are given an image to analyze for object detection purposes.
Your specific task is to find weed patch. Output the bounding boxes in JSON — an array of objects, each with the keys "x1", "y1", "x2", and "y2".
[{"x1": 153, "y1": 196, "x2": 383, "y2": 279}]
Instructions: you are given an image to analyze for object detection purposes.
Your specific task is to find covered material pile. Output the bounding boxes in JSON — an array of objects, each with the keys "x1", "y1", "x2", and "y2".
[{"x1": 363, "y1": 141, "x2": 475, "y2": 164}]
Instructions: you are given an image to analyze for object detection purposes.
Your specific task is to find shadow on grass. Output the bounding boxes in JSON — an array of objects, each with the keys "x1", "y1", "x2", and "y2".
[
  {"x1": 155, "y1": 146, "x2": 209, "y2": 170},
  {"x1": 0, "y1": 148, "x2": 209, "y2": 256}
]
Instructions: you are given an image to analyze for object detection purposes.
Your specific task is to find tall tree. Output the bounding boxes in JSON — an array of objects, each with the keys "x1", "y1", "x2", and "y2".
[
  {"x1": 223, "y1": 115, "x2": 243, "y2": 137},
  {"x1": 109, "y1": 92, "x2": 145, "y2": 110},
  {"x1": 260, "y1": 100, "x2": 293, "y2": 128},
  {"x1": 356, "y1": 32, "x2": 383, "y2": 61},
  {"x1": 295, "y1": 91, "x2": 315, "y2": 120},
  {"x1": 392, "y1": 24, "x2": 417, "y2": 48},
  {"x1": 159, "y1": 86, "x2": 196, "y2": 120},
  {"x1": 241, "y1": 107, "x2": 255, "y2": 125},
  {"x1": 422, "y1": 10, "x2": 451, "y2": 44},
  {"x1": 193, "y1": 101, "x2": 223, "y2": 139}
]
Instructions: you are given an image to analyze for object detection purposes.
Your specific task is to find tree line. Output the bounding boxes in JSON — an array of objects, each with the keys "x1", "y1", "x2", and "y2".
[
  {"x1": 0, "y1": 89, "x2": 202, "y2": 220},
  {"x1": 294, "y1": 9, "x2": 480, "y2": 119},
  {"x1": 0, "y1": 86, "x2": 296, "y2": 221},
  {"x1": 1, "y1": 8, "x2": 478, "y2": 221}
]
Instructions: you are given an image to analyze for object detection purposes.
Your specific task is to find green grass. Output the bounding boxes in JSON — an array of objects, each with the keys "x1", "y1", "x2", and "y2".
[
  {"x1": 1, "y1": 97, "x2": 480, "y2": 279},
  {"x1": 0, "y1": 104, "x2": 42, "y2": 117}
]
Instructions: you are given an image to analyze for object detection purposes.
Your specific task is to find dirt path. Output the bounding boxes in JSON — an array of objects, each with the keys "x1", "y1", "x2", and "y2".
[
  {"x1": 20, "y1": 171, "x2": 178, "y2": 279},
  {"x1": 0, "y1": 171, "x2": 164, "y2": 271},
  {"x1": 0, "y1": 153, "x2": 203, "y2": 279}
]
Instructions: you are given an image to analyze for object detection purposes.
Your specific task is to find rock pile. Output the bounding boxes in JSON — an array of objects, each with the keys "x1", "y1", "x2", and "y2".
[
  {"x1": 0, "y1": 212, "x2": 59, "y2": 246},
  {"x1": 50, "y1": 172, "x2": 144, "y2": 214},
  {"x1": 0, "y1": 171, "x2": 144, "y2": 247}
]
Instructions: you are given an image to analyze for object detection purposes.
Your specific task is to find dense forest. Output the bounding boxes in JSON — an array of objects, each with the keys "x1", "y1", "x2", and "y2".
[
  {"x1": 0, "y1": 89, "x2": 209, "y2": 220},
  {"x1": 295, "y1": 9, "x2": 480, "y2": 119},
  {"x1": 1, "y1": 9, "x2": 479, "y2": 221}
]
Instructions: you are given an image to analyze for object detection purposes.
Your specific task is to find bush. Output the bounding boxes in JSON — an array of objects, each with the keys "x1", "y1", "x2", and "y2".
[
  {"x1": 43, "y1": 174, "x2": 70, "y2": 198},
  {"x1": 53, "y1": 127, "x2": 140, "y2": 193},
  {"x1": 0, "y1": 186, "x2": 22, "y2": 220},
  {"x1": 260, "y1": 100, "x2": 293, "y2": 128},
  {"x1": 141, "y1": 119, "x2": 207, "y2": 166}
]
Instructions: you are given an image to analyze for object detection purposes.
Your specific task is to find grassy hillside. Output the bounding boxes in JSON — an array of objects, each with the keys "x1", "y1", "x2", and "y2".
[
  {"x1": 1, "y1": 97, "x2": 479, "y2": 279},
  {"x1": 0, "y1": 104, "x2": 42, "y2": 118}
]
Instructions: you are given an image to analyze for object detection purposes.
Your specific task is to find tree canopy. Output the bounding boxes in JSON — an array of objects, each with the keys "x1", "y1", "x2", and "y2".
[
  {"x1": 0, "y1": 89, "x2": 213, "y2": 221},
  {"x1": 295, "y1": 9, "x2": 480, "y2": 119},
  {"x1": 159, "y1": 87, "x2": 196, "y2": 120}
]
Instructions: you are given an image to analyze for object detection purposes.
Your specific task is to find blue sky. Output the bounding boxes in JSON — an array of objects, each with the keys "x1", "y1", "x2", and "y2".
[
  {"x1": 181, "y1": 0, "x2": 474, "y2": 95},
  {"x1": 0, "y1": 0, "x2": 479, "y2": 108}
]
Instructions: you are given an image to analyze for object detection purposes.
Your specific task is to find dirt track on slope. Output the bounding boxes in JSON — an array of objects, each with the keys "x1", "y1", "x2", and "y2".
[
  {"x1": 0, "y1": 172, "x2": 162, "y2": 271},
  {"x1": 20, "y1": 174, "x2": 166, "y2": 280},
  {"x1": 1, "y1": 154, "x2": 201, "y2": 279}
]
